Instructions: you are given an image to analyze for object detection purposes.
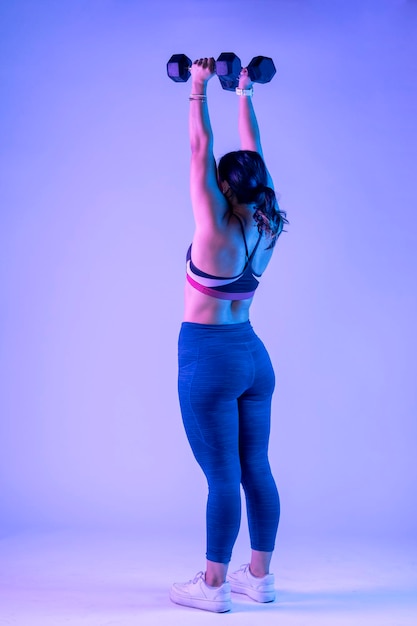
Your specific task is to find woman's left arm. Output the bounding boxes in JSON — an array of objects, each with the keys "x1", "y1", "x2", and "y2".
[{"x1": 189, "y1": 58, "x2": 228, "y2": 230}]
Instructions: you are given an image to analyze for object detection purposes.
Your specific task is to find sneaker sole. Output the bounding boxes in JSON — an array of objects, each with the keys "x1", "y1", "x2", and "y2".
[
  {"x1": 229, "y1": 582, "x2": 276, "y2": 603},
  {"x1": 169, "y1": 588, "x2": 231, "y2": 613}
]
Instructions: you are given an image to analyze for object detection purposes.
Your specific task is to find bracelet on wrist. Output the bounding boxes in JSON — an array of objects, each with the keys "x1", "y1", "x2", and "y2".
[
  {"x1": 236, "y1": 87, "x2": 254, "y2": 97},
  {"x1": 189, "y1": 93, "x2": 207, "y2": 102}
]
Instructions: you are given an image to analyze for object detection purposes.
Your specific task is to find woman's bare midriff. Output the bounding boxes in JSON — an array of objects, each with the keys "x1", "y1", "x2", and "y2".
[{"x1": 183, "y1": 281, "x2": 253, "y2": 324}]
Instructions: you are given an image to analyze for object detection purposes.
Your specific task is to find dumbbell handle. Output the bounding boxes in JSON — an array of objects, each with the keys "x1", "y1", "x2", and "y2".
[{"x1": 190, "y1": 58, "x2": 224, "y2": 72}]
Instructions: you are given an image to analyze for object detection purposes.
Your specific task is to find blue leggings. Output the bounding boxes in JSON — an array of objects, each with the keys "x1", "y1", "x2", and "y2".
[{"x1": 178, "y1": 321, "x2": 280, "y2": 564}]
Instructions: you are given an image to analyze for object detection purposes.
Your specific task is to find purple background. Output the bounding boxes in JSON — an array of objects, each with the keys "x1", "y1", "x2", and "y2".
[{"x1": 1, "y1": 0, "x2": 416, "y2": 545}]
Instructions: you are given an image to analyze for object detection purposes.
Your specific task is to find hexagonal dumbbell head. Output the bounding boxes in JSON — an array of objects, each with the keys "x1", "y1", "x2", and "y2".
[
  {"x1": 247, "y1": 56, "x2": 276, "y2": 84},
  {"x1": 167, "y1": 54, "x2": 192, "y2": 83},
  {"x1": 216, "y1": 52, "x2": 242, "y2": 91}
]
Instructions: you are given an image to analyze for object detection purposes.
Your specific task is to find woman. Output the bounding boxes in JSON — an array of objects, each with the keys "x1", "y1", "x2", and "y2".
[{"x1": 170, "y1": 57, "x2": 287, "y2": 613}]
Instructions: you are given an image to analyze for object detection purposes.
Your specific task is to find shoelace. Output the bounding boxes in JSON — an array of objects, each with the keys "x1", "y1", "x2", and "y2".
[
  {"x1": 191, "y1": 571, "x2": 205, "y2": 584},
  {"x1": 237, "y1": 563, "x2": 250, "y2": 573}
]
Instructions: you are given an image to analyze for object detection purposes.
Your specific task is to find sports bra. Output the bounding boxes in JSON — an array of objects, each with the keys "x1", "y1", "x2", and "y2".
[{"x1": 186, "y1": 216, "x2": 263, "y2": 301}]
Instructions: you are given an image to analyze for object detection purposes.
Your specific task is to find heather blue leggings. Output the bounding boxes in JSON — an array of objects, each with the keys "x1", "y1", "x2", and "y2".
[{"x1": 178, "y1": 321, "x2": 280, "y2": 564}]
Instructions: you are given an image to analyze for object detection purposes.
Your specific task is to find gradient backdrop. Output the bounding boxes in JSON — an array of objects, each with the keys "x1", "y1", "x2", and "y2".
[{"x1": 1, "y1": 0, "x2": 416, "y2": 551}]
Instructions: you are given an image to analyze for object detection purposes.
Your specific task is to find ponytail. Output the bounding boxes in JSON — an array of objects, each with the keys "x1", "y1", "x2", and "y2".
[{"x1": 252, "y1": 185, "x2": 288, "y2": 249}]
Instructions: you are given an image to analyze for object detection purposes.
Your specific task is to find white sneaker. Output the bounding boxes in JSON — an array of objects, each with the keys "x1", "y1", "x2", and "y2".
[
  {"x1": 228, "y1": 564, "x2": 276, "y2": 602},
  {"x1": 170, "y1": 571, "x2": 232, "y2": 612}
]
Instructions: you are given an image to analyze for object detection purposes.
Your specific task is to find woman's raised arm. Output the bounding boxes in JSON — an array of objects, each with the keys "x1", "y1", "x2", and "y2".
[
  {"x1": 189, "y1": 58, "x2": 227, "y2": 229},
  {"x1": 237, "y1": 69, "x2": 263, "y2": 156},
  {"x1": 237, "y1": 68, "x2": 274, "y2": 189}
]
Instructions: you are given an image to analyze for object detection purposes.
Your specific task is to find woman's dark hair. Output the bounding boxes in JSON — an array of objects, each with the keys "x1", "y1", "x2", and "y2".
[{"x1": 218, "y1": 150, "x2": 288, "y2": 248}]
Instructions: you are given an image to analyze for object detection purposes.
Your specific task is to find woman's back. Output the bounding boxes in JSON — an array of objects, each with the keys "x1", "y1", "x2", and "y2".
[{"x1": 184, "y1": 212, "x2": 275, "y2": 324}]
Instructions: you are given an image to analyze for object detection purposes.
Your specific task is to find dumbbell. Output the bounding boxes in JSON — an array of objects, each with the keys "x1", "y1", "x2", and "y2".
[
  {"x1": 167, "y1": 53, "x2": 276, "y2": 91},
  {"x1": 166, "y1": 53, "x2": 241, "y2": 87},
  {"x1": 217, "y1": 55, "x2": 276, "y2": 91}
]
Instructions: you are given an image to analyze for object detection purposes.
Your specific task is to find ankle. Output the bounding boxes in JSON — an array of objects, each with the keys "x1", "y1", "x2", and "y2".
[
  {"x1": 249, "y1": 565, "x2": 269, "y2": 578},
  {"x1": 205, "y1": 574, "x2": 225, "y2": 587}
]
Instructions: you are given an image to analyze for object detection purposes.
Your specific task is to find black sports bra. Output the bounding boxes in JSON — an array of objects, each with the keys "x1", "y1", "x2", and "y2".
[{"x1": 186, "y1": 216, "x2": 263, "y2": 301}]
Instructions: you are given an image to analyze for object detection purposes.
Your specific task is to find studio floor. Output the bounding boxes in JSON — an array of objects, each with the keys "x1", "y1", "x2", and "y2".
[{"x1": 0, "y1": 526, "x2": 416, "y2": 626}]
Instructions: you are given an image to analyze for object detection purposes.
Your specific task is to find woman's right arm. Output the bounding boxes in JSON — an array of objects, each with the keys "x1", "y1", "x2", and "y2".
[
  {"x1": 237, "y1": 68, "x2": 274, "y2": 188},
  {"x1": 237, "y1": 68, "x2": 263, "y2": 156},
  {"x1": 238, "y1": 76, "x2": 262, "y2": 155}
]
